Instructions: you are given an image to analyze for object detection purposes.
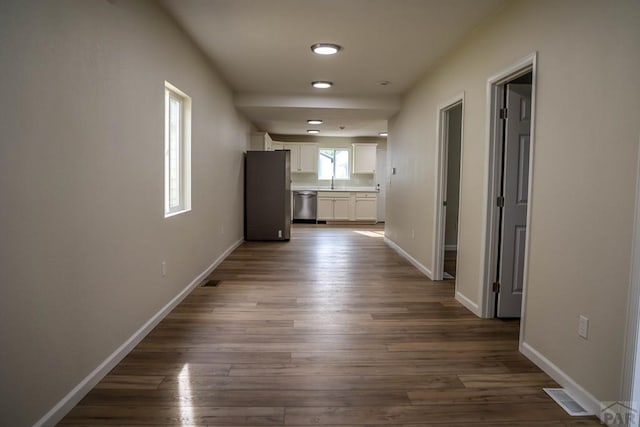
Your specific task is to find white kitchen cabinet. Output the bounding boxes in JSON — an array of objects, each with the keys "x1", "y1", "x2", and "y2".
[
  {"x1": 316, "y1": 198, "x2": 333, "y2": 220},
  {"x1": 352, "y1": 143, "x2": 377, "y2": 174},
  {"x1": 299, "y1": 144, "x2": 318, "y2": 173},
  {"x1": 272, "y1": 142, "x2": 284, "y2": 151},
  {"x1": 282, "y1": 143, "x2": 299, "y2": 166},
  {"x1": 333, "y1": 198, "x2": 350, "y2": 220},
  {"x1": 281, "y1": 143, "x2": 317, "y2": 173},
  {"x1": 250, "y1": 132, "x2": 273, "y2": 151},
  {"x1": 318, "y1": 191, "x2": 376, "y2": 222},
  {"x1": 355, "y1": 193, "x2": 377, "y2": 221},
  {"x1": 317, "y1": 191, "x2": 350, "y2": 220}
]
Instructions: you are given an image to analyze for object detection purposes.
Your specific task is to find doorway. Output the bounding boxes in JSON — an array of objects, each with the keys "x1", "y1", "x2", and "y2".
[
  {"x1": 632, "y1": 303, "x2": 640, "y2": 427},
  {"x1": 482, "y1": 53, "x2": 537, "y2": 320},
  {"x1": 376, "y1": 146, "x2": 387, "y2": 222},
  {"x1": 623, "y1": 134, "x2": 640, "y2": 426},
  {"x1": 433, "y1": 94, "x2": 464, "y2": 281}
]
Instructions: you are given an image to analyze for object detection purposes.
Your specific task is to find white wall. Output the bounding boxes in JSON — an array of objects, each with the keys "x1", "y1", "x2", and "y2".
[
  {"x1": 387, "y1": 0, "x2": 640, "y2": 404},
  {"x1": 0, "y1": 1, "x2": 251, "y2": 425}
]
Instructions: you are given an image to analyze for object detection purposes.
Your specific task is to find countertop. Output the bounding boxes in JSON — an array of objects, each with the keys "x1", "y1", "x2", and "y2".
[{"x1": 291, "y1": 185, "x2": 378, "y2": 192}]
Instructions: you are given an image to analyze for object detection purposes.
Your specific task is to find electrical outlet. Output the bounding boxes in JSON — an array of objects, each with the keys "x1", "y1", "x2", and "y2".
[
  {"x1": 578, "y1": 315, "x2": 589, "y2": 339},
  {"x1": 411, "y1": 229, "x2": 415, "y2": 240},
  {"x1": 161, "y1": 261, "x2": 166, "y2": 277}
]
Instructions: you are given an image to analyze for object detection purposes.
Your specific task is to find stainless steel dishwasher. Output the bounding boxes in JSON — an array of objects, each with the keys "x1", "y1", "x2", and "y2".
[{"x1": 293, "y1": 191, "x2": 317, "y2": 222}]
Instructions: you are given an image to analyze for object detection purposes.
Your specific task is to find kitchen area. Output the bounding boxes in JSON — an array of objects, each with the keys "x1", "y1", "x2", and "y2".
[{"x1": 246, "y1": 131, "x2": 386, "y2": 239}]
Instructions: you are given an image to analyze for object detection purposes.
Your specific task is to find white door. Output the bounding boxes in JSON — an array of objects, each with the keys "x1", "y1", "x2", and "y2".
[
  {"x1": 496, "y1": 83, "x2": 531, "y2": 318},
  {"x1": 376, "y1": 148, "x2": 387, "y2": 222}
]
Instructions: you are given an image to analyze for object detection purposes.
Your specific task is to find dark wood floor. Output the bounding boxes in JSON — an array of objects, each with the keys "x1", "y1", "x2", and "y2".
[
  {"x1": 444, "y1": 250, "x2": 457, "y2": 278},
  {"x1": 59, "y1": 225, "x2": 600, "y2": 426}
]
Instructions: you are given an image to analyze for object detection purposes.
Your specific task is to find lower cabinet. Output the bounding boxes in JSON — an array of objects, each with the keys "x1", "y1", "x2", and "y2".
[
  {"x1": 317, "y1": 192, "x2": 350, "y2": 221},
  {"x1": 317, "y1": 197, "x2": 333, "y2": 220},
  {"x1": 333, "y1": 198, "x2": 350, "y2": 220},
  {"x1": 318, "y1": 191, "x2": 377, "y2": 221},
  {"x1": 355, "y1": 197, "x2": 377, "y2": 221}
]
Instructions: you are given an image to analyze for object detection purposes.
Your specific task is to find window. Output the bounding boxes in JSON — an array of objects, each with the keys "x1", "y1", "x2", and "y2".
[
  {"x1": 164, "y1": 81, "x2": 191, "y2": 217},
  {"x1": 318, "y1": 148, "x2": 350, "y2": 180}
]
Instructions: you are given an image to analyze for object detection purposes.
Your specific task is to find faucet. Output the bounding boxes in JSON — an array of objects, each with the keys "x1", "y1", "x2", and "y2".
[{"x1": 331, "y1": 176, "x2": 334, "y2": 190}]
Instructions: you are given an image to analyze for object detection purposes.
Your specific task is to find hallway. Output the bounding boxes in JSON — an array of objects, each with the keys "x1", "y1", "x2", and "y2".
[{"x1": 59, "y1": 225, "x2": 600, "y2": 425}]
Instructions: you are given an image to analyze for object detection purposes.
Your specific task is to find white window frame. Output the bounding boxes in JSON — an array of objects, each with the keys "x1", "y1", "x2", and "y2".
[
  {"x1": 164, "y1": 81, "x2": 191, "y2": 217},
  {"x1": 318, "y1": 148, "x2": 350, "y2": 181}
]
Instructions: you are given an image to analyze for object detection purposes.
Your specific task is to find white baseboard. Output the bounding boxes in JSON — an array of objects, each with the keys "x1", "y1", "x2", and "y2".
[
  {"x1": 520, "y1": 341, "x2": 601, "y2": 417},
  {"x1": 384, "y1": 237, "x2": 434, "y2": 280},
  {"x1": 455, "y1": 290, "x2": 481, "y2": 317},
  {"x1": 33, "y1": 238, "x2": 244, "y2": 427},
  {"x1": 445, "y1": 244, "x2": 458, "y2": 251}
]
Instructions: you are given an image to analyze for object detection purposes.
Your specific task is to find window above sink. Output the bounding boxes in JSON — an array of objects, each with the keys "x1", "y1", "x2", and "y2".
[{"x1": 318, "y1": 148, "x2": 350, "y2": 181}]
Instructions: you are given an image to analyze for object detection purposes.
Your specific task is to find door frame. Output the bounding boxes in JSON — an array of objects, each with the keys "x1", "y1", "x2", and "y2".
[
  {"x1": 433, "y1": 93, "x2": 465, "y2": 281},
  {"x1": 481, "y1": 52, "x2": 537, "y2": 325},
  {"x1": 622, "y1": 134, "x2": 640, "y2": 421}
]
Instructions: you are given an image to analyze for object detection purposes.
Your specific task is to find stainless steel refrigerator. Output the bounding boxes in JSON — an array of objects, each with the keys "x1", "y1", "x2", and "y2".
[{"x1": 244, "y1": 150, "x2": 291, "y2": 241}]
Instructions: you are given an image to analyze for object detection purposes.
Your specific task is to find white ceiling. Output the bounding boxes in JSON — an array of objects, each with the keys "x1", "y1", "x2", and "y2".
[{"x1": 161, "y1": 0, "x2": 508, "y2": 137}]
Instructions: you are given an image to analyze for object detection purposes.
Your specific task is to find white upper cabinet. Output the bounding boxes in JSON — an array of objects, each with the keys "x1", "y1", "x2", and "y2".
[
  {"x1": 283, "y1": 144, "x2": 300, "y2": 172},
  {"x1": 250, "y1": 131, "x2": 273, "y2": 151},
  {"x1": 298, "y1": 144, "x2": 318, "y2": 173},
  {"x1": 352, "y1": 143, "x2": 377, "y2": 174},
  {"x1": 282, "y1": 143, "x2": 317, "y2": 173}
]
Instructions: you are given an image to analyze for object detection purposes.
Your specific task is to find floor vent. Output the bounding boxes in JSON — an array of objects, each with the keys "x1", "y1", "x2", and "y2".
[
  {"x1": 201, "y1": 279, "x2": 221, "y2": 287},
  {"x1": 544, "y1": 388, "x2": 592, "y2": 416}
]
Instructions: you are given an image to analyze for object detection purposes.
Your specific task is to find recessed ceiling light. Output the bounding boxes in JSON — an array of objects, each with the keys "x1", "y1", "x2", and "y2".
[
  {"x1": 311, "y1": 81, "x2": 333, "y2": 89},
  {"x1": 379, "y1": 132, "x2": 388, "y2": 137},
  {"x1": 307, "y1": 119, "x2": 323, "y2": 125},
  {"x1": 311, "y1": 43, "x2": 342, "y2": 55},
  {"x1": 307, "y1": 130, "x2": 320, "y2": 134}
]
